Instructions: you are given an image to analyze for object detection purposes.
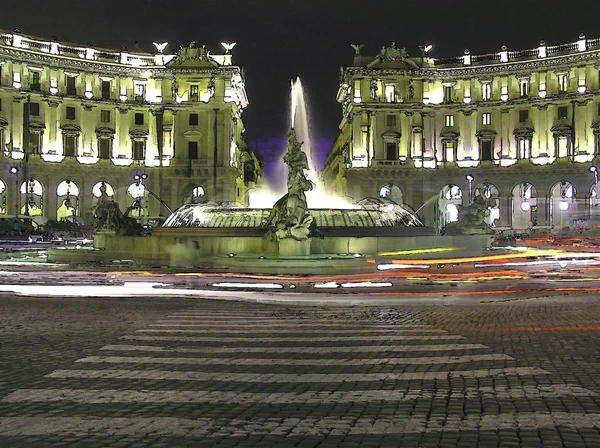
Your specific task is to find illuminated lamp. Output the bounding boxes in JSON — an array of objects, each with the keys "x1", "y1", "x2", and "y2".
[
  {"x1": 84, "y1": 91, "x2": 93, "y2": 99},
  {"x1": 120, "y1": 94, "x2": 127, "y2": 102},
  {"x1": 559, "y1": 200, "x2": 569, "y2": 211},
  {"x1": 50, "y1": 87, "x2": 58, "y2": 95},
  {"x1": 521, "y1": 201, "x2": 530, "y2": 212}
]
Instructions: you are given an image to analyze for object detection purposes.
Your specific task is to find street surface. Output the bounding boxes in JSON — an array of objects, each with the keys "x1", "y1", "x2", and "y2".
[{"x1": 2, "y1": 289, "x2": 600, "y2": 447}]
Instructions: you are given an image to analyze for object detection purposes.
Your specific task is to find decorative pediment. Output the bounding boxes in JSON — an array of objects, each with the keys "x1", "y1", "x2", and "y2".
[
  {"x1": 29, "y1": 121, "x2": 46, "y2": 134},
  {"x1": 183, "y1": 130, "x2": 203, "y2": 138},
  {"x1": 95, "y1": 127, "x2": 116, "y2": 139},
  {"x1": 475, "y1": 129, "x2": 497, "y2": 139},
  {"x1": 550, "y1": 124, "x2": 572, "y2": 136},
  {"x1": 381, "y1": 130, "x2": 401, "y2": 139},
  {"x1": 513, "y1": 126, "x2": 535, "y2": 137},
  {"x1": 129, "y1": 129, "x2": 149, "y2": 141},
  {"x1": 60, "y1": 124, "x2": 81, "y2": 136},
  {"x1": 591, "y1": 120, "x2": 600, "y2": 129},
  {"x1": 0, "y1": 117, "x2": 8, "y2": 127},
  {"x1": 167, "y1": 42, "x2": 219, "y2": 67},
  {"x1": 440, "y1": 130, "x2": 460, "y2": 140}
]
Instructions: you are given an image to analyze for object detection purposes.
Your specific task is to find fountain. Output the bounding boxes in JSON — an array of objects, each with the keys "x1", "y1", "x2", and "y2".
[{"x1": 52, "y1": 77, "x2": 450, "y2": 273}]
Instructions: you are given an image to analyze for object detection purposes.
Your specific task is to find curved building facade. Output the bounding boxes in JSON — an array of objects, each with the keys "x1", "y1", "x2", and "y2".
[
  {"x1": 323, "y1": 35, "x2": 600, "y2": 233},
  {"x1": 0, "y1": 29, "x2": 260, "y2": 224}
]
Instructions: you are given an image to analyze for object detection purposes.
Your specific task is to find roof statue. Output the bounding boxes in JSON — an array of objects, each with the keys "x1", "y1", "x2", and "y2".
[
  {"x1": 168, "y1": 41, "x2": 218, "y2": 67},
  {"x1": 367, "y1": 42, "x2": 419, "y2": 69}
]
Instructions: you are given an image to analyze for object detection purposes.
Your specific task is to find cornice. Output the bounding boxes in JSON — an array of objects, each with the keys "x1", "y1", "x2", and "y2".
[
  {"x1": 0, "y1": 47, "x2": 241, "y2": 79},
  {"x1": 346, "y1": 50, "x2": 600, "y2": 81}
]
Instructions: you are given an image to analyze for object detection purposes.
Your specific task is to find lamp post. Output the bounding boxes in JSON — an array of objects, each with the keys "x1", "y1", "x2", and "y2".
[
  {"x1": 590, "y1": 166, "x2": 598, "y2": 214},
  {"x1": 9, "y1": 166, "x2": 19, "y2": 216},
  {"x1": 466, "y1": 174, "x2": 474, "y2": 204}
]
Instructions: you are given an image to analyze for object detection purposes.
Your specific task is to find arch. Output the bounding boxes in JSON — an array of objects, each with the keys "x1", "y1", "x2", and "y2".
[
  {"x1": 511, "y1": 182, "x2": 538, "y2": 229},
  {"x1": 19, "y1": 178, "x2": 44, "y2": 216},
  {"x1": 181, "y1": 184, "x2": 206, "y2": 205},
  {"x1": 56, "y1": 180, "x2": 80, "y2": 197},
  {"x1": 438, "y1": 184, "x2": 463, "y2": 232},
  {"x1": 474, "y1": 182, "x2": 500, "y2": 227},
  {"x1": 379, "y1": 184, "x2": 403, "y2": 204},
  {"x1": 0, "y1": 179, "x2": 6, "y2": 215},
  {"x1": 92, "y1": 181, "x2": 115, "y2": 198},
  {"x1": 549, "y1": 181, "x2": 577, "y2": 230}
]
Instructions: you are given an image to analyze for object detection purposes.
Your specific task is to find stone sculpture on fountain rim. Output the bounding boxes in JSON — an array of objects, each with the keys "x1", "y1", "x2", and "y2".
[{"x1": 264, "y1": 128, "x2": 315, "y2": 242}]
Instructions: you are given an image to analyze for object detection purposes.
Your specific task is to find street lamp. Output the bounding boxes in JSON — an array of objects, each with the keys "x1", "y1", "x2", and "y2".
[
  {"x1": 9, "y1": 166, "x2": 19, "y2": 216},
  {"x1": 466, "y1": 174, "x2": 474, "y2": 204},
  {"x1": 590, "y1": 166, "x2": 598, "y2": 212}
]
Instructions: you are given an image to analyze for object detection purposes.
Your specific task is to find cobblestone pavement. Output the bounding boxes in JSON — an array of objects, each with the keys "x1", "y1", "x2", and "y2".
[{"x1": 2, "y1": 293, "x2": 600, "y2": 446}]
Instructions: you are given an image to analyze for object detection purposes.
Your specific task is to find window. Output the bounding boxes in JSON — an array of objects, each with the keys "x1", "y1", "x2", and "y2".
[
  {"x1": 190, "y1": 85, "x2": 199, "y2": 102},
  {"x1": 480, "y1": 140, "x2": 492, "y2": 161},
  {"x1": 558, "y1": 106, "x2": 568, "y2": 120},
  {"x1": 445, "y1": 115, "x2": 454, "y2": 127},
  {"x1": 100, "y1": 110, "x2": 111, "y2": 123},
  {"x1": 519, "y1": 138, "x2": 531, "y2": 159},
  {"x1": 0, "y1": 98, "x2": 2, "y2": 111},
  {"x1": 444, "y1": 86, "x2": 454, "y2": 103},
  {"x1": 385, "y1": 85, "x2": 396, "y2": 103},
  {"x1": 134, "y1": 113, "x2": 144, "y2": 125},
  {"x1": 101, "y1": 80, "x2": 111, "y2": 99},
  {"x1": 482, "y1": 83, "x2": 491, "y2": 101},
  {"x1": 134, "y1": 83, "x2": 146, "y2": 101},
  {"x1": 30, "y1": 133, "x2": 41, "y2": 154},
  {"x1": 188, "y1": 141, "x2": 198, "y2": 159},
  {"x1": 189, "y1": 113, "x2": 199, "y2": 126},
  {"x1": 482, "y1": 113, "x2": 491, "y2": 126},
  {"x1": 29, "y1": 102, "x2": 40, "y2": 116},
  {"x1": 386, "y1": 115, "x2": 396, "y2": 127},
  {"x1": 66, "y1": 107, "x2": 76, "y2": 120},
  {"x1": 557, "y1": 136, "x2": 569, "y2": 158},
  {"x1": 30, "y1": 71, "x2": 40, "y2": 91},
  {"x1": 66, "y1": 76, "x2": 76, "y2": 95},
  {"x1": 520, "y1": 80, "x2": 529, "y2": 97},
  {"x1": 132, "y1": 140, "x2": 145, "y2": 160},
  {"x1": 443, "y1": 141, "x2": 455, "y2": 162},
  {"x1": 519, "y1": 110, "x2": 529, "y2": 123},
  {"x1": 598, "y1": 103, "x2": 600, "y2": 116},
  {"x1": 64, "y1": 135, "x2": 76, "y2": 157},
  {"x1": 558, "y1": 74, "x2": 568, "y2": 92},
  {"x1": 98, "y1": 139, "x2": 111, "y2": 159},
  {"x1": 385, "y1": 142, "x2": 397, "y2": 161}
]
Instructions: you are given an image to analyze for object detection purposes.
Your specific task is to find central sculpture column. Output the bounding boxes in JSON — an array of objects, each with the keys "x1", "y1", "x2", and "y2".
[{"x1": 264, "y1": 128, "x2": 315, "y2": 256}]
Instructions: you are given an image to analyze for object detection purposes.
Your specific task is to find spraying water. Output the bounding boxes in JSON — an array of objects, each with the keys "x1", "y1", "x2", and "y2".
[{"x1": 249, "y1": 77, "x2": 357, "y2": 209}]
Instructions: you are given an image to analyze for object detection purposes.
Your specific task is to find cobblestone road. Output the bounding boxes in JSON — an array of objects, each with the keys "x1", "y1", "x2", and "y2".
[{"x1": 2, "y1": 294, "x2": 600, "y2": 446}]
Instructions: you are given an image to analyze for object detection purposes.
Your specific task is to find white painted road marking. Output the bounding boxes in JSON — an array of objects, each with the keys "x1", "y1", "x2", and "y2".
[
  {"x1": 74, "y1": 354, "x2": 513, "y2": 366},
  {"x1": 45, "y1": 367, "x2": 549, "y2": 382},
  {"x1": 1, "y1": 413, "x2": 600, "y2": 436},
  {"x1": 136, "y1": 328, "x2": 448, "y2": 334},
  {"x1": 120, "y1": 334, "x2": 465, "y2": 343},
  {"x1": 99, "y1": 343, "x2": 490, "y2": 354}
]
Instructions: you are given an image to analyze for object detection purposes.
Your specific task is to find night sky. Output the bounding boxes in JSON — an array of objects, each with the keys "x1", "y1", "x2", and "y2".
[{"x1": 3, "y1": 0, "x2": 599, "y2": 177}]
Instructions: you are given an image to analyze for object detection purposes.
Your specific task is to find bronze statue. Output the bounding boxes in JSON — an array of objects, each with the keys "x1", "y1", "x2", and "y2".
[{"x1": 264, "y1": 128, "x2": 315, "y2": 241}]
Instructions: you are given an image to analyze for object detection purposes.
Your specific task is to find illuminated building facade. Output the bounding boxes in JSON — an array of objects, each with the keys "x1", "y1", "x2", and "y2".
[
  {"x1": 0, "y1": 29, "x2": 259, "y2": 223},
  {"x1": 323, "y1": 35, "x2": 600, "y2": 233}
]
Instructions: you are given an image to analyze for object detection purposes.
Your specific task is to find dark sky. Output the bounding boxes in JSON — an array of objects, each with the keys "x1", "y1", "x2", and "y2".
[{"x1": 3, "y1": 0, "x2": 599, "y2": 174}]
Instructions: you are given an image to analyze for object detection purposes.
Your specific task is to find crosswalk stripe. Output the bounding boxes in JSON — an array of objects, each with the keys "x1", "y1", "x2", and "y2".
[
  {"x1": 99, "y1": 343, "x2": 490, "y2": 354},
  {"x1": 120, "y1": 335, "x2": 464, "y2": 343},
  {"x1": 45, "y1": 367, "x2": 549, "y2": 382},
  {"x1": 136, "y1": 328, "x2": 448, "y2": 334},
  {"x1": 4, "y1": 385, "x2": 596, "y2": 405},
  {"x1": 1, "y1": 413, "x2": 598, "y2": 436},
  {"x1": 152, "y1": 322, "x2": 434, "y2": 328},
  {"x1": 165, "y1": 315, "x2": 429, "y2": 325},
  {"x1": 74, "y1": 354, "x2": 513, "y2": 366}
]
